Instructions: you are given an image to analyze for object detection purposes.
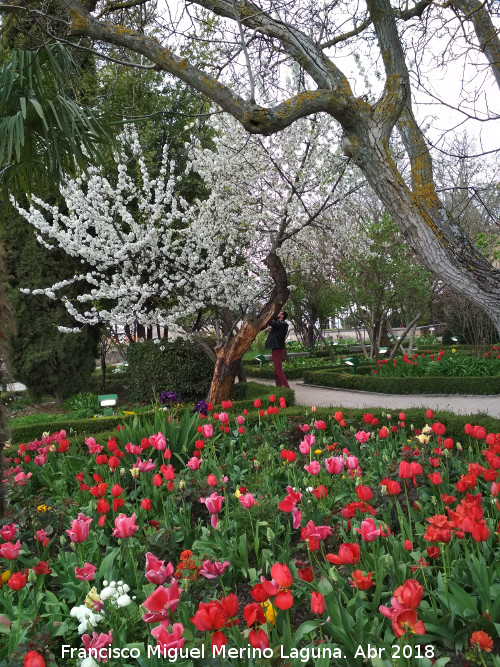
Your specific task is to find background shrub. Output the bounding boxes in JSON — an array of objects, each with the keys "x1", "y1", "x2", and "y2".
[{"x1": 127, "y1": 339, "x2": 214, "y2": 403}]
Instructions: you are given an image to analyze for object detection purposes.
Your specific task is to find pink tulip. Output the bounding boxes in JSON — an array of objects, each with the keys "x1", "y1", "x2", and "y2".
[
  {"x1": 151, "y1": 621, "x2": 185, "y2": 650},
  {"x1": 292, "y1": 508, "x2": 302, "y2": 529},
  {"x1": 218, "y1": 412, "x2": 229, "y2": 424},
  {"x1": 66, "y1": 514, "x2": 92, "y2": 543},
  {"x1": 187, "y1": 457, "x2": 201, "y2": 471},
  {"x1": 142, "y1": 580, "x2": 181, "y2": 623},
  {"x1": 145, "y1": 552, "x2": 174, "y2": 585},
  {"x1": 325, "y1": 456, "x2": 344, "y2": 474},
  {"x1": 125, "y1": 442, "x2": 142, "y2": 455},
  {"x1": 202, "y1": 424, "x2": 214, "y2": 438},
  {"x1": 199, "y1": 560, "x2": 230, "y2": 579},
  {"x1": 85, "y1": 437, "x2": 103, "y2": 454},
  {"x1": 82, "y1": 630, "x2": 113, "y2": 654},
  {"x1": 0, "y1": 524, "x2": 17, "y2": 541},
  {"x1": 346, "y1": 455, "x2": 359, "y2": 470},
  {"x1": 304, "y1": 461, "x2": 321, "y2": 475},
  {"x1": 112, "y1": 513, "x2": 138, "y2": 539},
  {"x1": 200, "y1": 492, "x2": 224, "y2": 514},
  {"x1": 75, "y1": 563, "x2": 97, "y2": 581},
  {"x1": 354, "y1": 518, "x2": 389, "y2": 542},
  {"x1": 136, "y1": 458, "x2": 156, "y2": 472},
  {"x1": 355, "y1": 431, "x2": 370, "y2": 443},
  {"x1": 200, "y1": 492, "x2": 224, "y2": 529},
  {"x1": 239, "y1": 493, "x2": 256, "y2": 509},
  {"x1": 0, "y1": 540, "x2": 21, "y2": 560},
  {"x1": 150, "y1": 433, "x2": 167, "y2": 451},
  {"x1": 236, "y1": 416, "x2": 245, "y2": 425},
  {"x1": 299, "y1": 440, "x2": 311, "y2": 455},
  {"x1": 13, "y1": 472, "x2": 32, "y2": 486}
]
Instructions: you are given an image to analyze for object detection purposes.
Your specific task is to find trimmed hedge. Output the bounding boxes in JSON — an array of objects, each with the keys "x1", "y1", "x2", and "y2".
[
  {"x1": 228, "y1": 382, "x2": 295, "y2": 410},
  {"x1": 89, "y1": 376, "x2": 129, "y2": 394},
  {"x1": 13, "y1": 396, "x2": 500, "y2": 448},
  {"x1": 303, "y1": 370, "x2": 500, "y2": 395},
  {"x1": 127, "y1": 339, "x2": 214, "y2": 403},
  {"x1": 245, "y1": 364, "x2": 373, "y2": 380},
  {"x1": 11, "y1": 413, "x2": 136, "y2": 445},
  {"x1": 10, "y1": 382, "x2": 295, "y2": 444}
]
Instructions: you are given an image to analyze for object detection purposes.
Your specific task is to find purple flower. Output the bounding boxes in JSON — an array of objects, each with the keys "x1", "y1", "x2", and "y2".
[{"x1": 193, "y1": 400, "x2": 209, "y2": 416}]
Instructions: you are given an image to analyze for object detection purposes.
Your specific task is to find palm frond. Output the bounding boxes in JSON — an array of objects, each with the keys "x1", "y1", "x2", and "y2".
[{"x1": 0, "y1": 42, "x2": 115, "y2": 198}]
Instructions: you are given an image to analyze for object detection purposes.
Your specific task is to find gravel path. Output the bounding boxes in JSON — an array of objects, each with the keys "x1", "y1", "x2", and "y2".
[{"x1": 250, "y1": 378, "x2": 500, "y2": 418}]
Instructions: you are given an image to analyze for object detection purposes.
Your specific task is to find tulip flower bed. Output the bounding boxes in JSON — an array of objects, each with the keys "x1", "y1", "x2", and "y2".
[
  {"x1": 374, "y1": 348, "x2": 500, "y2": 378},
  {"x1": 1, "y1": 399, "x2": 500, "y2": 666}
]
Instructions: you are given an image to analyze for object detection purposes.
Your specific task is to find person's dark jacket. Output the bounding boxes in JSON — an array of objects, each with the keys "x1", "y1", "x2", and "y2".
[{"x1": 265, "y1": 319, "x2": 289, "y2": 350}]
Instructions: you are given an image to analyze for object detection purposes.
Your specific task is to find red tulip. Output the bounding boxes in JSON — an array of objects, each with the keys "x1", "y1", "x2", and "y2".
[
  {"x1": 326, "y1": 543, "x2": 360, "y2": 565},
  {"x1": 151, "y1": 622, "x2": 185, "y2": 650},
  {"x1": 270, "y1": 563, "x2": 294, "y2": 610},
  {"x1": 33, "y1": 561, "x2": 52, "y2": 575},
  {"x1": 191, "y1": 600, "x2": 227, "y2": 631},
  {"x1": 143, "y1": 580, "x2": 181, "y2": 623},
  {"x1": 249, "y1": 628, "x2": 269, "y2": 649},
  {"x1": 311, "y1": 591, "x2": 325, "y2": 614},
  {"x1": 75, "y1": 563, "x2": 97, "y2": 581},
  {"x1": 356, "y1": 485, "x2": 373, "y2": 501},
  {"x1": 393, "y1": 579, "x2": 423, "y2": 609},
  {"x1": 8, "y1": 571, "x2": 27, "y2": 590},
  {"x1": 111, "y1": 484, "x2": 123, "y2": 497},
  {"x1": 243, "y1": 602, "x2": 266, "y2": 626},
  {"x1": 24, "y1": 651, "x2": 46, "y2": 667},
  {"x1": 431, "y1": 422, "x2": 446, "y2": 436},
  {"x1": 392, "y1": 609, "x2": 425, "y2": 638},
  {"x1": 350, "y1": 570, "x2": 374, "y2": 590},
  {"x1": 470, "y1": 631, "x2": 494, "y2": 652}
]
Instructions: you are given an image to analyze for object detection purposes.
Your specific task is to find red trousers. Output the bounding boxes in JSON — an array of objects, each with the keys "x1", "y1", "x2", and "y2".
[{"x1": 272, "y1": 348, "x2": 290, "y2": 388}]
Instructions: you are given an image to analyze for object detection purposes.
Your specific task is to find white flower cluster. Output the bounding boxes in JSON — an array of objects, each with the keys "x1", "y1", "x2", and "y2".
[
  {"x1": 69, "y1": 604, "x2": 103, "y2": 635},
  {"x1": 100, "y1": 579, "x2": 132, "y2": 608},
  {"x1": 12, "y1": 117, "x2": 367, "y2": 329}
]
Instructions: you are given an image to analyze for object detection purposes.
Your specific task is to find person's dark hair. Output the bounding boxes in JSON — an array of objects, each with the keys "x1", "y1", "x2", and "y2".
[{"x1": 282, "y1": 311, "x2": 288, "y2": 319}]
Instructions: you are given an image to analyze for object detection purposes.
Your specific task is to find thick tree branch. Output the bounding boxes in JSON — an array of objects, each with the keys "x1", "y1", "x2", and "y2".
[
  {"x1": 63, "y1": 0, "x2": 353, "y2": 133},
  {"x1": 189, "y1": 0, "x2": 354, "y2": 92},
  {"x1": 366, "y1": 0, "x2": 411, "y2": 138}
]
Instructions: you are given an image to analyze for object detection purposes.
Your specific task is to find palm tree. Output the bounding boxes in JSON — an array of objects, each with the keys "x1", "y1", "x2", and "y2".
[{"x1": 0, "y1": 42, "x2": 112, "y2": 197}]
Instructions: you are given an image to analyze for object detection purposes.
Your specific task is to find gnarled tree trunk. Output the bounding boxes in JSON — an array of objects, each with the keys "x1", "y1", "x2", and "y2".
[{"x1": 207, "y1": 251, "x2": 289, "y2": 404}]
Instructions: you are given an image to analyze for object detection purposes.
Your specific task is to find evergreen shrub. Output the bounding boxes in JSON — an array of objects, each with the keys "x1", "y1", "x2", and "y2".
[{"x1": 127, "y1": 339, "x2": 214, "y2": 403}]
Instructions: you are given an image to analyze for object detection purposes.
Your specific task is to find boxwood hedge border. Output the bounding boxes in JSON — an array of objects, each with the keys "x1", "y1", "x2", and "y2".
[
  {"x1": 61, "y1": 405, "x2": 500, "y2": 453},
  {"x1": 10, "y1": 382, "x2": 295, "y2": 444},
  {"x1": 302, "y1": 370, "x2": 500, "y2": 395}
]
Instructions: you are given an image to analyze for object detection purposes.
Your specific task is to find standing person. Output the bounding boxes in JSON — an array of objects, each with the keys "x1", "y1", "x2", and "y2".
[{"x1": 265, "y1": 310, "x2": 290, "y2": 388}]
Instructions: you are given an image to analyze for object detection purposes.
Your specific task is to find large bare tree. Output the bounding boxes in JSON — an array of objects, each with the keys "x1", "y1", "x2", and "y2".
[{"x1": 2, "y1": 0, "x2": 500, "y2": 335}]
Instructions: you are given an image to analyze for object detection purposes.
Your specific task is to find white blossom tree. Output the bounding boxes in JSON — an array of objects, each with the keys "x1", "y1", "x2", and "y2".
[
  {"x1": 4, "y1": 0, "x2": 499, "y2": 333},
  {"x1": 13, "y1": 115, "x2": 365, "y2": 401}
]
